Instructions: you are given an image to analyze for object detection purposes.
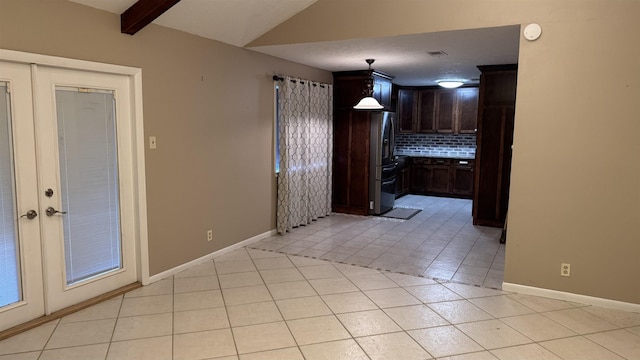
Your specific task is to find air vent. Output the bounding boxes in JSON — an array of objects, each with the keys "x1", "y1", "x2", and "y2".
[{"x1": 426, "y1": 51, "x2": 448, "y2": 57}]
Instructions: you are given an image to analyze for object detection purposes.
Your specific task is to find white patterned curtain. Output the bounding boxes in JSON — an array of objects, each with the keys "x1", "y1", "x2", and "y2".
[{"x1": 277, "y1": 76, "x2": 333, "y2": 234}]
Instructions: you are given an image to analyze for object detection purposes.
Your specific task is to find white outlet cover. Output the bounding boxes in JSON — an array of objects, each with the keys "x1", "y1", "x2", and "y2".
[{"x1": 524, "y1": 23, "x2": 542, "y2": 41}]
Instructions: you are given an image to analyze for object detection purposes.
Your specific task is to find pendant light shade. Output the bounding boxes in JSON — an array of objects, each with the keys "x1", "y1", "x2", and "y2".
[
  {"x1": 354, "y1": 59, "x2": 384, "y2": 110},
  {"x1": 354, "y1": 96, "x2": 384, "y2": 110}
]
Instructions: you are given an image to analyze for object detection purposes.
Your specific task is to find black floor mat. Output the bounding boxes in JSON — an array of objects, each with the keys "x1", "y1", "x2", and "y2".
[{"x1": 380, "y1": 207, "x2": 421, "y2": 220}]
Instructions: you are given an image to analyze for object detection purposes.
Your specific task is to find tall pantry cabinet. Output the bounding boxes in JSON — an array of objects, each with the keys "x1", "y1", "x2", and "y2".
[
  {"x1": 473, "y1": 64, "x2": 518, "y2": 228},
  {"x1": 332, "y1": 70, "x2": 394, "y2": 215}
]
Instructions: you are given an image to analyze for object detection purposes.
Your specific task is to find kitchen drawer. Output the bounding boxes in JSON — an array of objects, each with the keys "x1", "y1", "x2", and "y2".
[
  {"x1": 431, "y1": 158, "x2": 451, "y2": 166},
  {"x1": 454, "y1": 159, "x2": 474, "y2": 166},
  {"x1": 411, "y1": 157, "x2": 431, "y2": 165}
]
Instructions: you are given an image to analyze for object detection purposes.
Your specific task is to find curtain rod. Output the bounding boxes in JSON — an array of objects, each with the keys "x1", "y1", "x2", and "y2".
[{"x1": 272, "y1": 75, "x2": 326, "y2": 88}]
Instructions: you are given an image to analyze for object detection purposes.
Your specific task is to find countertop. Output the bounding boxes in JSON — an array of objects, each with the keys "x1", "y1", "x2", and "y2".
[{"x1": 394, "y1": 151, "x2": 476, "y2": 160}]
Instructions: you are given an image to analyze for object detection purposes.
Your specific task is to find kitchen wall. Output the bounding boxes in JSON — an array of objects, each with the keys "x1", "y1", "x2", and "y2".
[
  {"x1": 251, "y1": 0, "x2": 640, "y2": 305},
  {"x1": 0, "y1": 0, "x2": 332, "y2": 276},
  {"x1": 395, "y1": 133, "x2": 476, "y2": 159}
]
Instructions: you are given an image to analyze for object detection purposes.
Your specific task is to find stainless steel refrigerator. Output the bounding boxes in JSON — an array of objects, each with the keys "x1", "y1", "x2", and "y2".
[{"x1": 369, "y1": 111, "x2": 396, "y2": 215}]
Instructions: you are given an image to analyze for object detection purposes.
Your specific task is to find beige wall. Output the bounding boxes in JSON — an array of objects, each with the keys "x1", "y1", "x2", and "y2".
[
  {"x1": 2, "y1": 0, "x2": 639, "y2": 305},
  {"x1": 252, "y1": 0, "x2": 640, "y2": 304},
  {"x1": 0, "y1": 0, "x2": 332, "y2": 275}
]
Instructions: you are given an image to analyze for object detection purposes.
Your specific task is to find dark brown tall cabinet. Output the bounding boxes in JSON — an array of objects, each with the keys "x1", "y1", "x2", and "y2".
[
  {"x1": 332, "y1": 70, "x2": 394, "y2": 215},
  {"x1": 473, "y1": 65, "x2": 518, "y2": 227}
]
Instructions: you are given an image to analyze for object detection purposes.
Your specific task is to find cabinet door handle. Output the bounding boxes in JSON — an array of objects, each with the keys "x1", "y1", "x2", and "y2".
[{"x1": 459, "y1": 161, "x2": 468, "y2": 165}]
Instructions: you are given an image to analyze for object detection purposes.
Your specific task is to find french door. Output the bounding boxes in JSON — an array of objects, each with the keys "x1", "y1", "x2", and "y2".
[
  {"x1": 0, "y1": 61, "x2": 45, "y2": 331},
  {"x1": 0, "y1": 60, "x2": 140, "y2": 331}
]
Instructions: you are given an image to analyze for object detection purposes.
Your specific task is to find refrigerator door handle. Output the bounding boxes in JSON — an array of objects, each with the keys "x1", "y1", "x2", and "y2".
[{"x1": 390, "y1": 114, "x2": 396, "y2": 158}]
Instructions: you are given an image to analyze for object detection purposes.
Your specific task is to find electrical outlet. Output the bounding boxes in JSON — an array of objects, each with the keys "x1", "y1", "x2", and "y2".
[
  {"x1": 149, "y1": 136, "x2": 157, "y2": 149},
  {"x1": 561, "y1": 263, "x2": 571, "y2": 277},
  {"x1": 207, "y1": 229, "x2": 213, "y2": 242}
]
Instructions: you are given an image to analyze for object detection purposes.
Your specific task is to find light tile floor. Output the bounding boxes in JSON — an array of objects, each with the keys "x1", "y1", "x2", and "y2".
[
  {"x1": 2, "y1": 248, "x2": 640, "y2": 359},
  {"x1": 2, "y1": 196, "x2": 640, "y2": 359},
  {"x1": 252, "y1": 195, "x2": 505, "y2": 289}
]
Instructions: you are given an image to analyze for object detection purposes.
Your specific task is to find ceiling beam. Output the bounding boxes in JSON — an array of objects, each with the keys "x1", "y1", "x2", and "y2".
[{"x1": 121, "y1": 0, "x2": 181, "y2": 35}]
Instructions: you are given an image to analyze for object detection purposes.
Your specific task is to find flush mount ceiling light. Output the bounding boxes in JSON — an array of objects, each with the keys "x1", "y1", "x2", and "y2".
[
  {"x1": 437, "y1": 80, "x2": 465, "y2": 89},
  {"x1": 354, "y1": 59, "x2": 384, "y2": 110}
]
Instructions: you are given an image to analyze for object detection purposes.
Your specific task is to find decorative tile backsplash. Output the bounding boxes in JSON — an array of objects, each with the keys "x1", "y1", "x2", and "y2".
[{"x1": 395, "y1": 133, "x2": 476, "y2": 159}]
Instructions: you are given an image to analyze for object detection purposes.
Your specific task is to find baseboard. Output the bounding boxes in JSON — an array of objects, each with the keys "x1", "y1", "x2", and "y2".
[
  {"x1": 146, "y1": 229, "x2": 277, "y2": 284},
  {"x1": 502, "y1": 282, "x2": 640, "y2": 313}
]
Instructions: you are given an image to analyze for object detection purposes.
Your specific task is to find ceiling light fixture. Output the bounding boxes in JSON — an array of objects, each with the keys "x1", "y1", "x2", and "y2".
[
  {"x1": 437, "y1": 80, "x2": 465, "y2": 89},
  {"x1": 353, "y1": 59, "x2": 384, "y2": 110}
]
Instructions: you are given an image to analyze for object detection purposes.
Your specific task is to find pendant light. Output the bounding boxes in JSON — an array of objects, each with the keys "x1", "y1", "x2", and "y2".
[{"x1": 353, "y1": 59, "x2": 384, "y2": 110}]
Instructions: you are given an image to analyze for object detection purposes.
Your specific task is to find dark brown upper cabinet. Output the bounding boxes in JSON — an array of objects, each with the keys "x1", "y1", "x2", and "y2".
[
  {"x1": 333, "y1": 70, "x2": 394, "y2": 111},
  {"x1": 434, "y1": 89, "x2": 456, "y2": 133},
  {"x1": 417, "y1": 89, "x2": 436, "y2": 133},
  {"x1": 397, "y1": 87, "x2": 479, "y2": 134},
  {"x1": 398, "y1": 88, "x2": 417, "y2": 133},
  {"x1": 372, "y1": 74, "x2": 393, "y2": 111},
  {"x1": 456, "y1": 87, "x2": 480, "y2": 134}
]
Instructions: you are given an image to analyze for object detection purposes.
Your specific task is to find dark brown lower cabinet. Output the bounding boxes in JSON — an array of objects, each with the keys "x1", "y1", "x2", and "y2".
[
  {"x1": 429, "y1": 160, "x2": 451, "y2": 194},
  {"x1": 410, "y1": 158, "x2": 430, "y2": 194},
  {"x1": 452, "y1": 160, "x2": 475, "y2": 197},
  {"x1": 409, "y1": 157, "x2": 474, "y2": 199},
  {"x1": 395, "y1": 165, "x2": 411, "y2": 198}
]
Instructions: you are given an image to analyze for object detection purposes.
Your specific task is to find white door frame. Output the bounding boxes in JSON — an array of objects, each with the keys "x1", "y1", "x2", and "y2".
[{"x1": 0, "y1": 49, "x2": 150, "y2": 286}]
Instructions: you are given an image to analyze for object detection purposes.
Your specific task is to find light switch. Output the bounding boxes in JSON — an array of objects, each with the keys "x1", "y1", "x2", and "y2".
[{"x1": 149, "y1": 136, "x2": 157, "y2": 149}]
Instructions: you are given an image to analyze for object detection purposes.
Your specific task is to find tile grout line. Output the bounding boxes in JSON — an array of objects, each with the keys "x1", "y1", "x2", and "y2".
[
  {"x1": 213, "y1": 257, "x2": 242, "y2": 358},
  {"x1": 102, "y1": 294, "x2": 124, "y2": 360}
]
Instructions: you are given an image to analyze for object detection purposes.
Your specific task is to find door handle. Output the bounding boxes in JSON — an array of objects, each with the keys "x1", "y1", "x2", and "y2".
[
  {"x1": 20, "y1": 210, "x2": 38, "y2": 220},
  {"x1": 46, "y1": 207, "x2": 67, "y2": 216}
]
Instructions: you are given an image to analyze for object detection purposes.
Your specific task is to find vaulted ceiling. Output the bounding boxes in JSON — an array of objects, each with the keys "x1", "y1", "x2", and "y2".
[
  {"x1": 68, "y1": 0, "x2": 519, "y2": 86},
  {"x1": 69, "y1": 0, "x2": 318, "y2": 47}
]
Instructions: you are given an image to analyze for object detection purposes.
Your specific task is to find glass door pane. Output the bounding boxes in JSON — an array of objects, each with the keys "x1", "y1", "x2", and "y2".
[
  {"x1": 55, "y1": 88, "x2": 122, "y2": 285},
  {"x1": 0, "y1": 82, "x2": 21, "y2": 307}
]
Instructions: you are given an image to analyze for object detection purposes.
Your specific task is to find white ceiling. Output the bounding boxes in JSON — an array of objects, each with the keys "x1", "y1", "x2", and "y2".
[
  {"x1": 68, "y1": 0, "x2": 520, "y2": 86},
  {"x1": 249, "y1": 26, "x2": 520, "y2": 86},
  {"x1": 68, "y1": 0, "x2": 318, "y2": 47}
]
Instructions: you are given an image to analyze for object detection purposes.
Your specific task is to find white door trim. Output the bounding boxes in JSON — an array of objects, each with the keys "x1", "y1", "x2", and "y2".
[{"x1": 0, "y1": 49, "x2": 150, "y2": 285}]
